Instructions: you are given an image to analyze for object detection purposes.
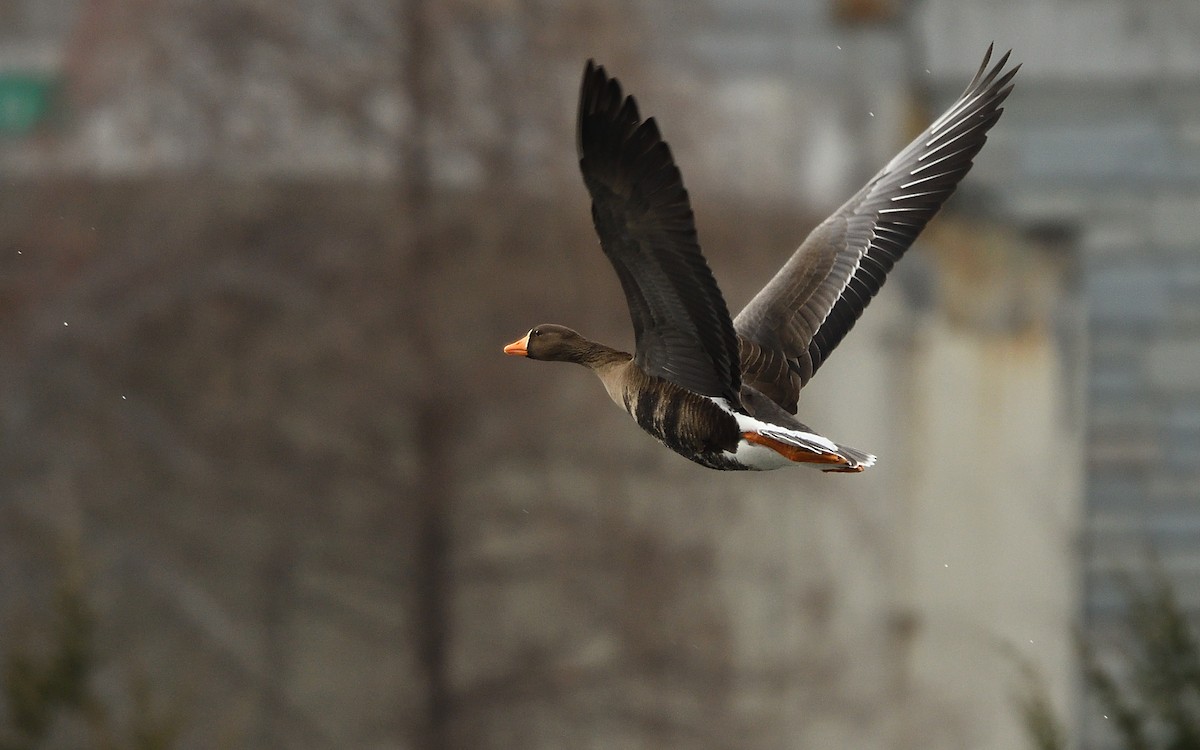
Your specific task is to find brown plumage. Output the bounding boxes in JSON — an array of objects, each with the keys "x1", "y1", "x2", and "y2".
[{"x1": 505, "y1": 47, "x2": 1019, "y2": 471}]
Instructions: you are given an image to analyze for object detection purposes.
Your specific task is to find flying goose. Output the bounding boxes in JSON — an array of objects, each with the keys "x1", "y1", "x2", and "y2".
[{"x1": 505, "y1": 46, "x2": 1018, "y2": 471}]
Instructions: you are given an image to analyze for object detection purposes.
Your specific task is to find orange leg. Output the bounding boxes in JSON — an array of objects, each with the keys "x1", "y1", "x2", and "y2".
[{"x1": 741, "y1": 432, "x2": 848, "y2": 466}]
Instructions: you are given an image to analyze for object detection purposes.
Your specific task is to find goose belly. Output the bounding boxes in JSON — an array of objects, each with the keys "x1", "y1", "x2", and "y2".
[
  {"x1": 622, "y1": 393, "x2": 798, "y2": 471},
  {"x1": 619, "y1": 382, "x2": 748, "y2": 469}
]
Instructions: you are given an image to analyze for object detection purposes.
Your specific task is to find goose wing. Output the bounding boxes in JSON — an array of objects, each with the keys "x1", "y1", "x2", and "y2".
[
  {"x1": 734, "y1": 45, "x2": 1019, "y2": 413},
  {"x1": 578, "y1": 60, "x2": 741, "y2": 402}
]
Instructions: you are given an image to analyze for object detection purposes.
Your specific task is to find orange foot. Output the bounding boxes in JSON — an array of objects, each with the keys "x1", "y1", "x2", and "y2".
[{"x1": 741, "y1": 432, "x2": 848, "y2": 466}]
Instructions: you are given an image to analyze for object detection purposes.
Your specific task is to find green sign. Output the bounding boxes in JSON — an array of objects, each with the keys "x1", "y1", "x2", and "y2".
[{"x1": 0, "y1": 73, "x2": 56, "y2": 135}]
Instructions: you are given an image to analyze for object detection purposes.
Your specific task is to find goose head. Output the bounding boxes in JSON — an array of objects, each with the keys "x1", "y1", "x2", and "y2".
[{"x1": 503, "y1": 324, "x2": 590, "y2": 362}]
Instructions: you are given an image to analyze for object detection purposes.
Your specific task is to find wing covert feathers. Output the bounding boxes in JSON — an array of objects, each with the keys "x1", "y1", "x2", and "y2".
[
  {"x1": 578, "y1": 61, "x2": 742, "y2": 402},
  {"x1": 733, "y1": 45, "x2": 1019, "y2": 413}
]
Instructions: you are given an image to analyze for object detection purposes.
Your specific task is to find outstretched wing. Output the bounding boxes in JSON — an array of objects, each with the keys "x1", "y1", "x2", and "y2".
[
  {"x1": 578, "y1": 60, "x2": 741, "y2": 403},
  {"x1": 734, "y1": 45, "x2": 1019, "y2": 413}
]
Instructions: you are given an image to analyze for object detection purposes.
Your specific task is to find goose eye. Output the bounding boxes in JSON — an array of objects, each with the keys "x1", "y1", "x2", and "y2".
[{"x1": 531, "y1": 328, "x2": 541, "y2": 337}]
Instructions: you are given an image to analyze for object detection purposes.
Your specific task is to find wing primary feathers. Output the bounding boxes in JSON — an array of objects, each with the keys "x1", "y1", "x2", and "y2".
[
  {"x1": 732, "y1": 45, "x2": 1019, "y2": 414},
  {"x1": 577, "y1": 61, "x2": 743, "y2": 402}
]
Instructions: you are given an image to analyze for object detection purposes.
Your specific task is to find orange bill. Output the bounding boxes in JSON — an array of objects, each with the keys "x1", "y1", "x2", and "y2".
[{"x1": 503, "y1": 333, "x2": 530, "y2": 356}]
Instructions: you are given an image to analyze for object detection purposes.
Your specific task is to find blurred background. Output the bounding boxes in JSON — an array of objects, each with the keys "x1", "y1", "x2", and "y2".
[{"x1": 0, "y1": 0, "x2": 1197, "y2": 748}]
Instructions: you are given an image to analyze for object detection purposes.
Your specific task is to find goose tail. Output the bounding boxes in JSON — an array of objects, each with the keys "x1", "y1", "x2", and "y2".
[{"x1": 745, "y1": 428, "x2": 877, "y2": 473}]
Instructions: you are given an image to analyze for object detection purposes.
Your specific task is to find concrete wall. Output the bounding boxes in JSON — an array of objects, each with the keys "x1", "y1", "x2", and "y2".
[
  {"x1": 917, "y1": 1, "x2": 1200, "y2": 745},
  {"x1": 10, "y1": 1, "x2": 1182, "y2": 748}
]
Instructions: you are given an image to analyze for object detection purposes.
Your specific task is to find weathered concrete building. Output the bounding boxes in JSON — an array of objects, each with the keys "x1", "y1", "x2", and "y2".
[{"x1": 0, "y1": 1, "x2": 1195, "y2": 748}]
